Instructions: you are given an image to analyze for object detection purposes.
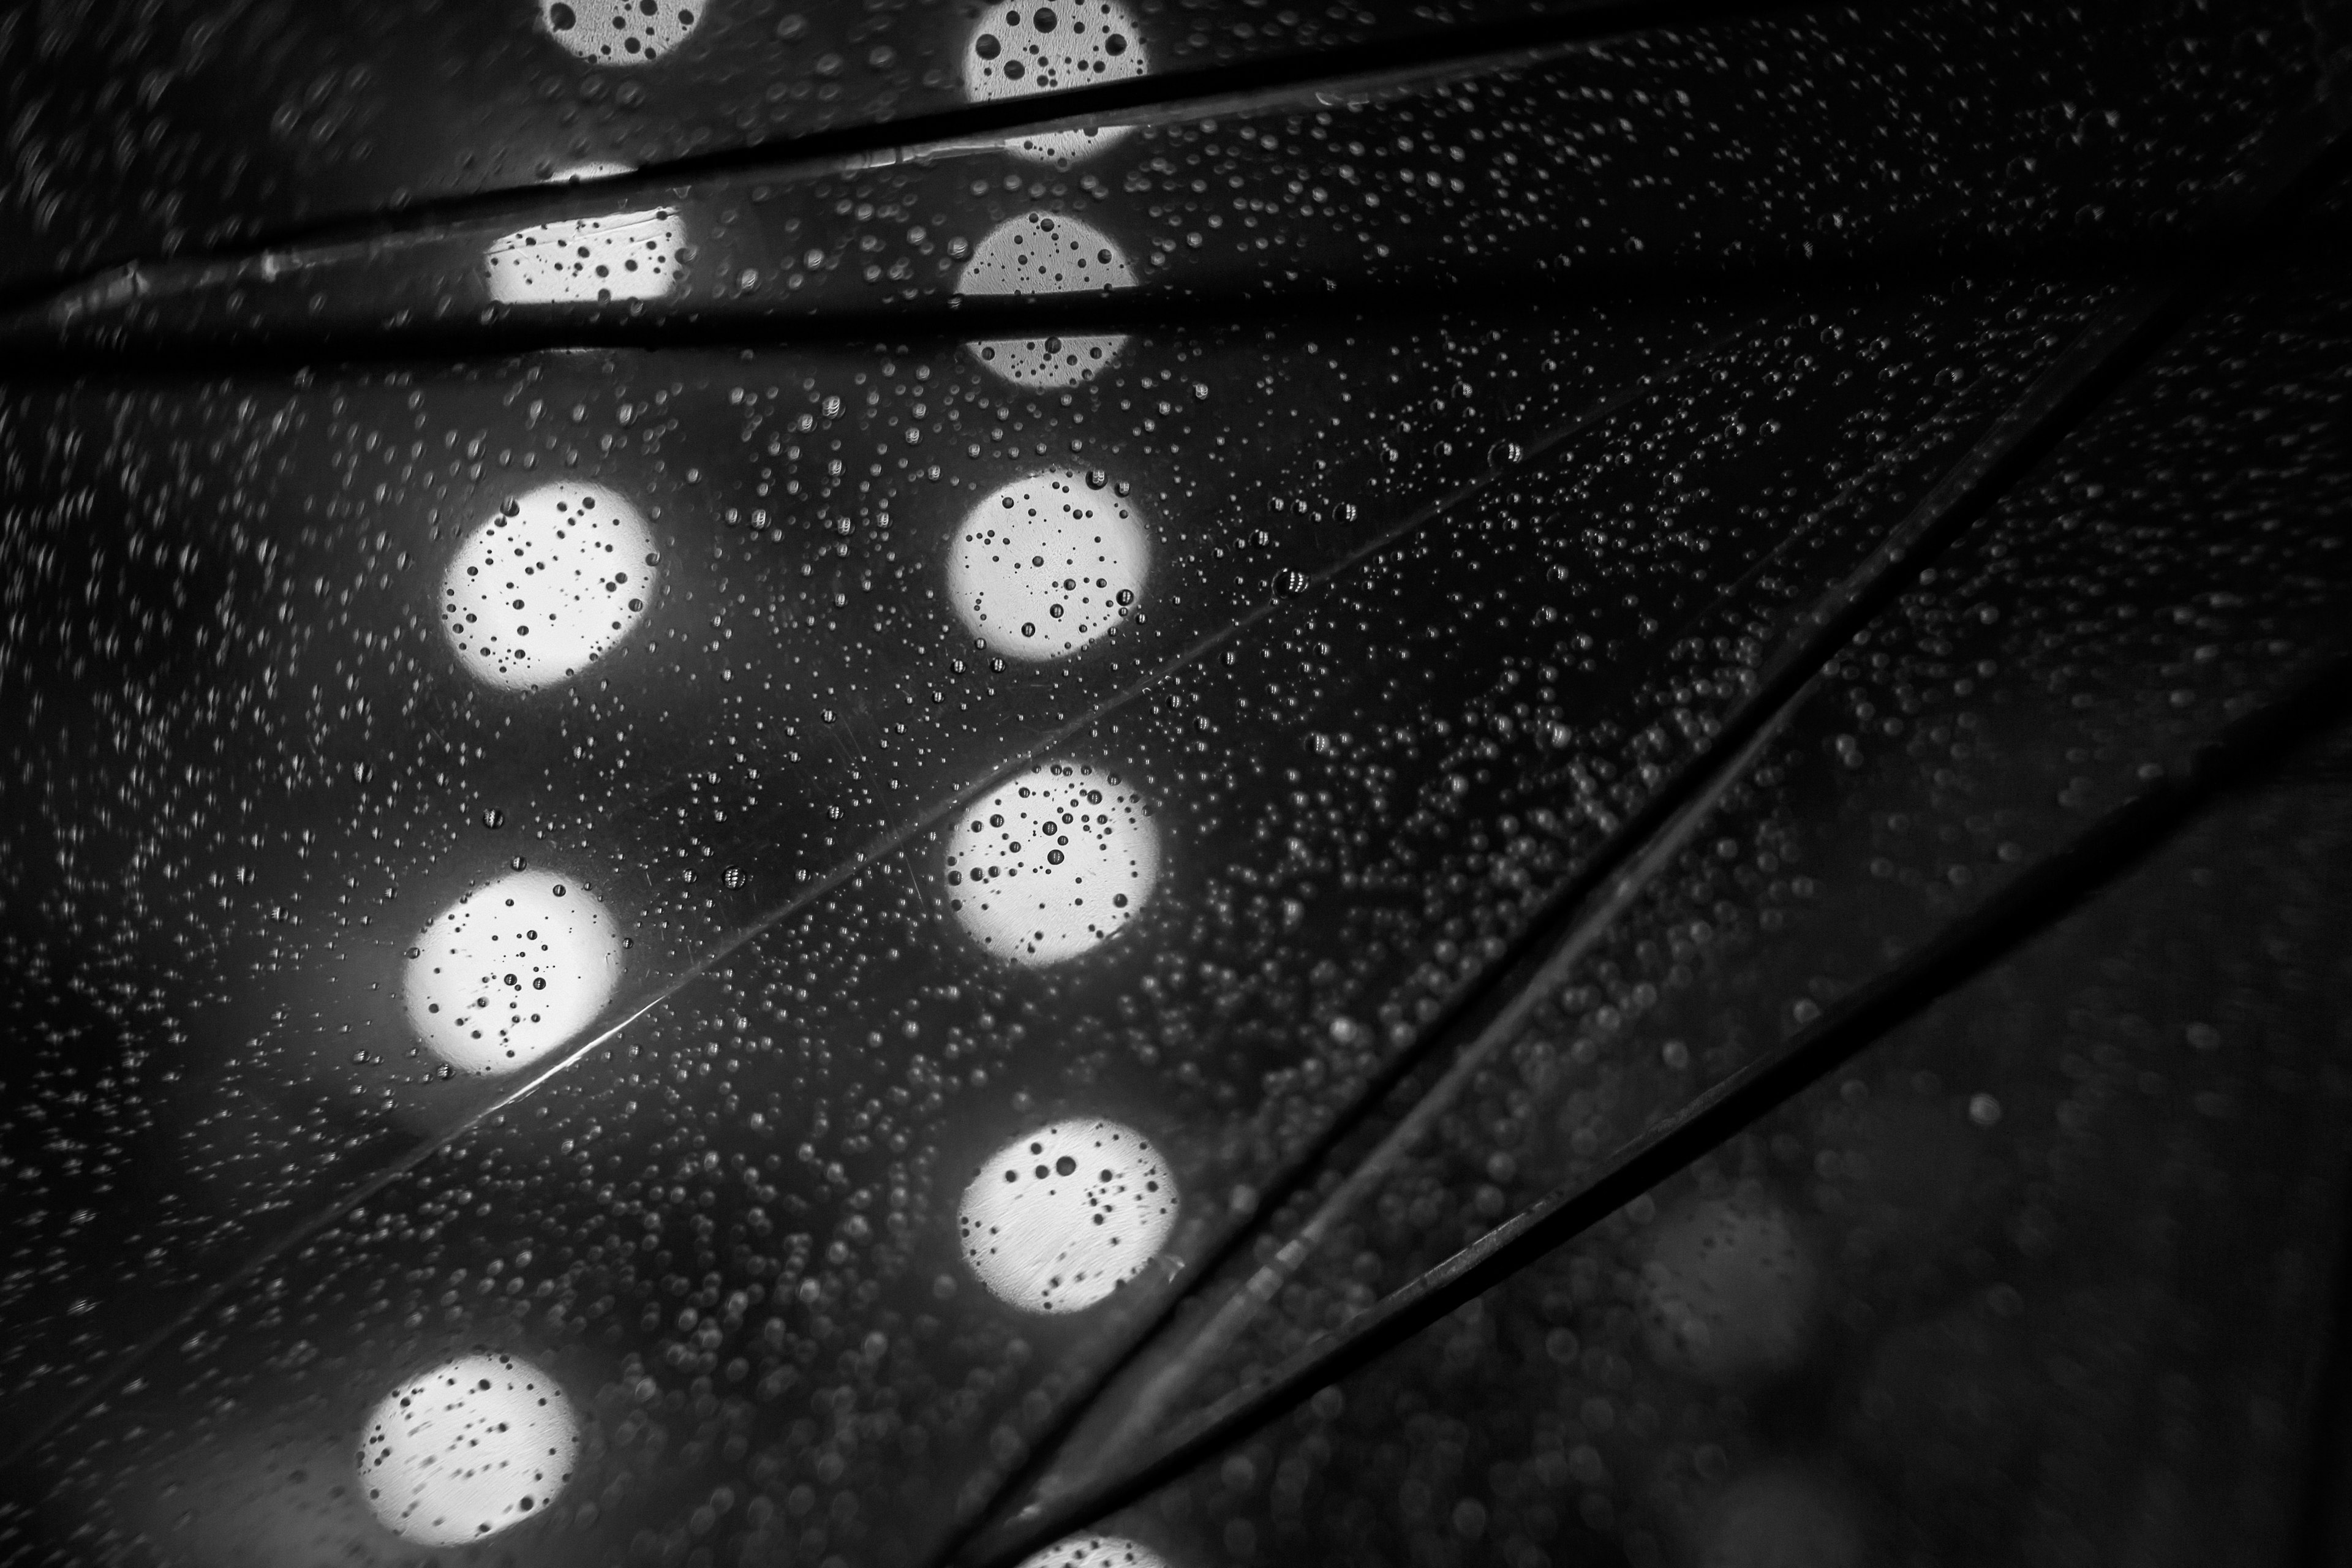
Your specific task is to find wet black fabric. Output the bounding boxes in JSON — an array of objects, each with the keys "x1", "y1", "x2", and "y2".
[{"x1": 1, "y1": 2, "x2": 2346, "y2": 1565}]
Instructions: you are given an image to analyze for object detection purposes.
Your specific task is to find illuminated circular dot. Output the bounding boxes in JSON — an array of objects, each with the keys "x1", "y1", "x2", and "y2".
[
  {"x1": 963, "y1": 2, "x2": 1150, "y2": 164},
  {"x1": 356, "y1": 1352, "x2": 580, "y2": 1547},
  {"x1": 949, "y1": 468, "x2": 1148, "y2": 660},
  {"x1": 483, "y1": 207, "x2": 688, "y2": 304},
  {"x1": 959, "y1": 1121, "x2": 1177, "y2": 1313},
  {"x1": 945, "y1": 762, "x2": 1158, "y2": 966},
  {"x1": 1638, "y1": 1197, "x2": 1818, "y2": 1384},
  {"x1": 957, "y1": 212, "x2": 1136, "y2": 388},
  {"x1": 1017, "y1": 1537, "x2": 1174, "y2": 1568},
  {"x1": 404, "y1": 869, "x2": 624, "y2": 1076},
  {"x1": 440, "y1": 481, "x2": 658, "y2": 692},
  {"x1": 957, "y1": 213, "x2": 1136, "y2": 294},
  {"x1": 538, "y1": 0, "x2": 701, "y2": 64}
]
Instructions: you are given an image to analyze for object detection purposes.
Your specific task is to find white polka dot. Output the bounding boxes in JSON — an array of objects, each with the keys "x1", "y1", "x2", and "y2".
[
  {"x1": 484, "y1": 208, "x2": 687, "y2": 304},
  {"x1": 1017, "y1": 1536, "x2": 1174, "y2": 1568},
  {"x1": 948, "y1": 468, "x2": 1148, "y2": 660},
  {"x1": 404, "y1": 870, "x2": 624, "y2": 1076},
  {"x1": 960, "y1": 1121, "x2": 1177, "y2": 1313},
  {"x1": 539, "y1": 0, "x2": 701, "y2": 64},
  {"x1": 964, "y1": 2, "x2": 1150, "y2": 165},
  {"x1": 946, "y1": 763, "x2": 1159, "y2": 966},
  {"x1": 957, "y1": 212, "x2": 1136, "y2": 389},
  {"x1": 356, "y1": 1352, "x2": 580, "y2": 1547},
  {"x1": 440, "y1": 481, "x2": 658, "y2": 693}
]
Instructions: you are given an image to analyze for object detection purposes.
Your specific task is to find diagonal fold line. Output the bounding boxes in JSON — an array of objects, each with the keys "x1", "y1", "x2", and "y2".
[{"x1": 962, "y1": 641, "x2": 2352, "y2": 1568}]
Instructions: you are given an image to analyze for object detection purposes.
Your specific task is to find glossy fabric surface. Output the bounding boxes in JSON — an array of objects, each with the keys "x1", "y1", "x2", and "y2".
[{"x1": 1, "y1": 1, "x2": 2347, "y2": 1564}]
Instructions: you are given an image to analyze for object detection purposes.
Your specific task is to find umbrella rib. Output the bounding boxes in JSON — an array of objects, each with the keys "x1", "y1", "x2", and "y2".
[{"x1": 0, "y1": 263, "x2": 2156, "y2": 382}]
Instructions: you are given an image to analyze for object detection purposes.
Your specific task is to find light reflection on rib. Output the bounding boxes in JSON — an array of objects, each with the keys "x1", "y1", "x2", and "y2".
[
  {"x1": 960, "y1": 1121, "x2": 1177, "y2": 1313},
  {"x1": 950, "y1": 467, "x2": 1148, "y2": 660},
  {"x1": 356, "y1": 1351, "x2": 581, "y2": 1545},
  {"x1": 958, "y1": 212, "x2": 1137, "y2": 389},
  {"x1": 440, "y1": 480, "x2": 658, "y2": 692},
  {"x1": 405, "y1": 869, "x2": 624, "y2": 1076},
  {"x1": 946, "y1": 762, "x2": 1159, "y2": 965},
  {"x1": 963, "y1": 2, "x2": 1151, "y2": 165}
]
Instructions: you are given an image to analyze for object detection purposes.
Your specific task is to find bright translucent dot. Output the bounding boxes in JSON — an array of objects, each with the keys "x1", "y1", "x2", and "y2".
[
  {"x1": 440, "y1": 481, "x2": 658, "y2": 692},
  {"x1": 538, "y1": 0, "x2": 701, "y2": 63},
  {"x1": 957, "y1": 212, "x2": 1136, "y2": 388},
  {"x1": 946, "y1": 762, "x2": 1159, "y2": 966},
  {"x1": 1017, "y1": 1537, "x2": 1174, "y2": 1568},
  {"x1": 404, "y1": 869, "x2": 624, "y2": 1076},
  {"x1": 1638, "y1": 1196, "x2": 1819, "y2": 1385},
  {"x1": 356, "y1": 1352, "x2": 581, "y2": 1547},
  {"x1": 964, "y1": 1, "x2": 1150, "y2": 164},
  {"x1": 949, "y1": 467, "x2": 1148, "y2": 660},
  {"x1": 960, "y1": 1121, "x2": 1177, "y2": 1313},
  {"x1": 483, "y1": 206, "x2": 687, "y2": 304}
]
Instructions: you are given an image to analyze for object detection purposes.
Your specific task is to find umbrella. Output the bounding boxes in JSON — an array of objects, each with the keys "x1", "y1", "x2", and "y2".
[{"x1": 1, "y1": 0, "x2": 2348, "y2": 1564}]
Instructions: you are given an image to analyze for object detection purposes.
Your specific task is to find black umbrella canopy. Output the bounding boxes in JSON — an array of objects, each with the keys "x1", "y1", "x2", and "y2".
[{"x1": 1, "y1": 1, "x2": 2348, "y2": 1565}]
